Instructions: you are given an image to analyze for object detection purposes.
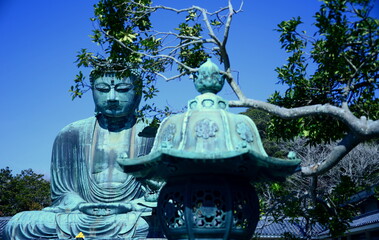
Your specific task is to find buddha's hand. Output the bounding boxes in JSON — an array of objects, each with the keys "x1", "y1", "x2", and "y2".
[
  {"x1": 43, "y1": 193, "x2": 85, "y2": 213},
  {"x1": 141, "y1": 179, "x2": 165, "y2": 202},
  {"x1": 78, "y1": 202, "x2": 133, "y2": 216},
  {"x1": 130, "y1": 197, "x2": 157, "y2": 211}
]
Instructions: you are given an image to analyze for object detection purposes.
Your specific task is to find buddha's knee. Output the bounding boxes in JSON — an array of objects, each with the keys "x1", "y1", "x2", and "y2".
[
  {"x1": 4, "y1": 211, "x2": 58, "y2": 240},
  {"x1": 132, "y1": 214, "x2": 149, "y2": 239}
]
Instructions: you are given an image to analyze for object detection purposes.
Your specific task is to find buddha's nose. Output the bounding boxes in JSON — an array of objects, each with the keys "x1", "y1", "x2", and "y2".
[{"x1": 107, "y1": 88, "x2": 118, "y2": 102}]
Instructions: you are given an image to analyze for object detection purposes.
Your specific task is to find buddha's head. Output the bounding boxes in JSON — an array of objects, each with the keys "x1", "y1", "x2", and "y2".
[{"x1": 90, "y1": 72, "x2": 141, "y2": 118}]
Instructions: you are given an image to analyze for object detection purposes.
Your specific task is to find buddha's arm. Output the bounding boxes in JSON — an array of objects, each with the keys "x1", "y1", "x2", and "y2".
[
  {"x1": 46, "y1": 126, "x2": 88, "y2": 212},
  {"x1": 77, "y1": 198, "x2": 154, "y2": 216},
  {"x1": 44, "y1": 192, "x2": 86, "y2": 213},
  {"x1": 78, "y1": 202, "x2": 133, "y2": 216}
]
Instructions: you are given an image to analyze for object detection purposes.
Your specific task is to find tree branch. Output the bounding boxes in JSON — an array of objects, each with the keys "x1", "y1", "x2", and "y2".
[
  {"x1": 149, "y1": 70, "x2": 187, "y2": 82},
  {"x1": 222, "y1": 0, "x2": 243, "y2": 48},
  {"x1": 229, "y1": 98, "x2": 379, "y2": 138},
  {"x1": 103, "y1": 31, "x2": 199, "y2": 76},
  {"x1": 220, "y1": 70, "x2": 247, "y2": 100},
  {"x1": 236, "y1": 96, "x2": 377, "y2": 179},
  {"x1": 301, "y1": 132, "x2": 362, "y2": 176},
  {"x1": 195, "y1": 6, "x2": 222, "y2": 46},
  {"x1": 230, "y1": 96, "x2": 378, "y2": 177}
]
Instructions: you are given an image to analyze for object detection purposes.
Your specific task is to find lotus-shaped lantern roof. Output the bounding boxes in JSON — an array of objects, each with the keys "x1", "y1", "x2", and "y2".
[{"x1": 118, "y1": 59, "x2": 300, "y2": 182}]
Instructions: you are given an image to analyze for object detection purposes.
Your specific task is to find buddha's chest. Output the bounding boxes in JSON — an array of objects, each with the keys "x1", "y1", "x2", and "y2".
[{"x1": 90, "y1": 128, "x2": 134, "y2": 186}]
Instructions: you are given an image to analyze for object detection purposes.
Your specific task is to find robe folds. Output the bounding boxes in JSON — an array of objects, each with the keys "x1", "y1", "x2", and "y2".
[{"x1": 5, "y1": 116, "x2": 155, "y2": 240}]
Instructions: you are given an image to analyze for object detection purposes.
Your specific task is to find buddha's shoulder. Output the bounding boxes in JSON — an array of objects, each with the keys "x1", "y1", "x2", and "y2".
[{"x1": 58, "y1": 116, "x2": 96, "y2": 134}]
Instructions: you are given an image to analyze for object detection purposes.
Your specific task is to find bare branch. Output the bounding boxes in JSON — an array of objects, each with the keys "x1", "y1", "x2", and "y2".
[
  {"x1": 147, "y1": 54, "x2": 198, "y2": 72},
  {"x1": 344, "y1": 55, "x2": 358, "y2": 73},
  {"x1": 229, "y1": 98, "x2": 379, "y2": 138},
  {"x1": 196, "y1": 6, "x2": 222, "y2": 46},
  {"x1": 151, "y1": 31, "x2": 204, "y2": 41},
  {"x1": 102, "y1": 31, "x2": 198, "y2": 74},
  {"x1": 209, "y1": 6, "x2": 230, "y2": 16},
  {"x1": 229, "y1": 96, "x2": 378, "y2": 177},
  {"x1": 301, "y1": 132, "x2": 362, "y2": 176},
  {"x1": 220, "y1": 70, "x2": 247, "y2": 100},
  {"x1": 92, "y1": 1, "x2": 377, "y2": 180},
  {"x1": 222, "y1": 0, "x2": 242, "y2": 50},
  {"x1": 153, "y1": 71, "x2": 187, "y2": 82},
  {"x1": 164, "y1": 39, "x2": 215, "y2": 55},
  {"x1": 128, "y1": 3, "x2": 197, "y2": 14}
]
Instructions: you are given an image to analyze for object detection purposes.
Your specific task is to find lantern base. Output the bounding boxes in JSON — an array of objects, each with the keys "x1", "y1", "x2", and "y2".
[{"x1": 157, "y1": 175, "x2": 260, "y2": 240}]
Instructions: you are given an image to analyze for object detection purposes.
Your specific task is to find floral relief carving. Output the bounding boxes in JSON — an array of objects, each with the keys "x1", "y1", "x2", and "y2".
[
  {"x1": 236, "y1": 122, "x2": 254, "y2": 143},
  {"x1": 195, "y1": 119, "x2": 218, "y2": 139},
  {"x1": 161, "y1": 123, "x2": 176, "y2": 148}
]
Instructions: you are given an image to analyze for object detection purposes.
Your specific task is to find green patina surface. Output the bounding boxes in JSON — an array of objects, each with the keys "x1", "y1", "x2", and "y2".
[
  {"x1": 5, "y1": 73, "x2": 156, "y2": 239},
  {"x1": 5, "y1": 60, "x2": 301, "y2": 240},
  {"x1": 118, "y1": 59, "x2": 301, "y2": 182}
]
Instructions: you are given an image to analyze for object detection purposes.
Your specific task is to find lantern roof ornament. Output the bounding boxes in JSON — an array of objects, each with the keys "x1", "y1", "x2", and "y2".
[
  {"x1": 194, "y1": 58, "x2": 225, "y2": 94},
  {"x1": 118, "y1": 59, "x2": 301, "y2": 182}
]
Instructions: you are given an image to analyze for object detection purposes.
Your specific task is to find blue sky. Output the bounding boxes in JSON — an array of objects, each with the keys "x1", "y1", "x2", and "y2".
[{"x1": 1, "y1": 0, "x2": 377, "y2": 178}]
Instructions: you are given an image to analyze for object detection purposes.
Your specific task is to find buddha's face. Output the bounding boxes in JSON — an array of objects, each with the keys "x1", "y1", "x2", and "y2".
[{"x1": 92, "y1": 74, "x2": 140, "y2": 118}]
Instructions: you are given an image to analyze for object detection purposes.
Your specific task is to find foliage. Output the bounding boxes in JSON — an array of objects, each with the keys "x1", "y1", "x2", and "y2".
[
  {"x1": 72, "y1": 0, "x2": 165, "y2": 111},
  {"x1": 257, "y1": 140, "x2": 379, "y2": 237},
  {"x1": 0, "y1": 167, "x2": 51, "y2": 216},
  {"x1": 72, "y1": 0, "x2": 379, "y2": 171},
  {"x1": 241, "y1": 108, "x2": 286, "y2": 157},
  {"x1": 66, "y1": 0, "x2": 379, "y2": 237},
  {"x1": 176, "y1": 21, "x2": 209, "y2": 74},
  {"x1": 71, "y1": 0, "x2": 229, "y2": 120},
  {"x1": 246, "y1": 110, "x2": 378, "y2": 237},
  {"x1": 268, "y1": 0, "x2": 379, "y2": 145}
]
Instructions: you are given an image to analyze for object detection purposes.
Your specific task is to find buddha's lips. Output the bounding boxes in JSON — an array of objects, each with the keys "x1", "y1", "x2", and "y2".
[{"x1": 107, "y1": 103, "x2": 120, "y2": 110}]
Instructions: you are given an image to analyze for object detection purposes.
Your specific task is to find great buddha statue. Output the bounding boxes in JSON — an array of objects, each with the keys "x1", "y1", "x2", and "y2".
[{"x1": 5, "y1": 72, "x2": 157, "y2": 239}]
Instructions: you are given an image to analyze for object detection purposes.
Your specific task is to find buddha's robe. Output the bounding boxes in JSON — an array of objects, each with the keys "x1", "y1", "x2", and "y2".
[{"x1": 5, "y1": 116, "x2": 155, "y2": 239}]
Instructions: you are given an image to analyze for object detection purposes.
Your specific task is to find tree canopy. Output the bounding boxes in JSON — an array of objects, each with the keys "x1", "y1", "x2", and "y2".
[
  {"x1": 245, "y1": 109, "x2": 379, "y2": 237},
  {"x1": 269, "y1": 0, "x2": 379, "y2": 145},
  {"x1": 72, "y1": 0, "x2": 378, "y2": 176},
  {"x1": 65, "y1": 0, "x2": 379, "y2": 237},
  {"x1": 257, "y1": 140, "x2": 379, "y2": 237},
  {"x1": 0, "y1": 167, "x2": 51, "y2": 216}
]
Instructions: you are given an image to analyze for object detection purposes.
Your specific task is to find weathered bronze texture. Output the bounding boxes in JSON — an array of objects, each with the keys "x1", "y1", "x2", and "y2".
[
  {"x1": 5, "y1": 73, "x2": 155, "y2": 239},
  {"x1": 118, "y1": 60, "x2": 301, "y2": 239}
]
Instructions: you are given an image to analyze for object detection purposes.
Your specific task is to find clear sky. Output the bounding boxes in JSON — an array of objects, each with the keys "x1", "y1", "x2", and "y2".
[{"x1": 1, "y1": 0, "x2": 378, "y2": 178}]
